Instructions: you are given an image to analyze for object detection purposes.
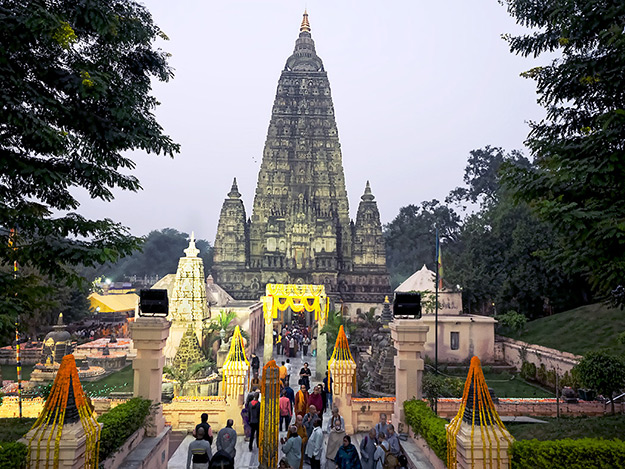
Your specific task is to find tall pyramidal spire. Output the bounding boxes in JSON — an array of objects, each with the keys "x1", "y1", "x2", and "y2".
[{"x1": 212, "y1": 12, "x2": 390, "y2": 303}]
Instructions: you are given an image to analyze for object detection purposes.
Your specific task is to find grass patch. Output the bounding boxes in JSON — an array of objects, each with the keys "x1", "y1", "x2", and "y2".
[
  {"x1": 505, "y1": 303, "x2": 625, "y2": 356},
  {"x1": 507, "y1": 415, "x2": 625, "y2": 441},
  {"x1": 1, "y1": 365, "x2": 34, "y2": 382},
  {"x1": 82, "y1": 365, "x2": 134, "y2": 397},
  {"x1": 0, "y1": 418, "x2": 36, "y2": 442},
  {"x1": 447, "y1": 370, "x2": 552, "y2": 398}
]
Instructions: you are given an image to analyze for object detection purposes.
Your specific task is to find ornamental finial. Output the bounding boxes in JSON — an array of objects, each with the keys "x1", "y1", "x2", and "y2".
[{"x1": 300, "y1": 10, "x2": 311, "y2": 33}]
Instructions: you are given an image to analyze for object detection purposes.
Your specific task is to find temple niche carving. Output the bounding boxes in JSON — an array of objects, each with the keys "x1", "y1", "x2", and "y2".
[{"x1": 212, "y1": 12, "x2": 390, "y2": 303}]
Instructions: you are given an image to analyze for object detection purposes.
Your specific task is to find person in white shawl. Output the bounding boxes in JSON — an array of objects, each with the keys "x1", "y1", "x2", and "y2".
[
  {"x1": 373, "y1": 433, "x2": 388, "y2": 469},
  {"x1": 305, "y1": 419, "x2": 324, "y2": 469},
  {"x1": 326, "y1": 407, "x2": 346, "y2": 463}
]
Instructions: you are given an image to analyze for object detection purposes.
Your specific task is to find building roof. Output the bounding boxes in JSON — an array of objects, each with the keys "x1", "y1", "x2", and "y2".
[
  {"x1": 395, "y1": 264, "x2": 439, "y2": 293},
  {"x1": 151, "y1": 273, "x2": 176, "y2": 301},
  {"x1": 88, "y1": 292, "x2": 137, "y2": 313}
]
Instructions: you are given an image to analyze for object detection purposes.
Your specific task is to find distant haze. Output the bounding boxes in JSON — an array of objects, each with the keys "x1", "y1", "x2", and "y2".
[{"x1": 75, "y1": 1, "x2": 546, "y2": 243}]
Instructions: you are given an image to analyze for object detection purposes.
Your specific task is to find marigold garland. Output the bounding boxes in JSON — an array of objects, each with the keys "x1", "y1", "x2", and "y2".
[
  {"x1": 27, "y1": 354, "x2": 100, "y2": 469},
  {"x1": 221, "y1": 326, "x2": 250, "y2": 397},
  {"x1": 258, "y1": 360, "x2": 280, "y2": 469},
  {"x1": 327, "y1": 325, "x2": 357, "y2": 395},
  {"x1": 446, "y1": 356, "x2": 513, "y2": 469}
]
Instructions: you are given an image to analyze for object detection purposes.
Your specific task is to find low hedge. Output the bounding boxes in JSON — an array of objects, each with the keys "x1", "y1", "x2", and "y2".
[
  {"x1": 511, "y1": 438, "x2": 625, "y2": 469},
  {"x1": 0, "y1": 442, "x2": 28, "y2": 469},
  {"x1": 404, "y1": 399, "x2": 447, "y2": 462},
  {"x1": 97, "y1": 397, "x2": 151, "y2": 462}
]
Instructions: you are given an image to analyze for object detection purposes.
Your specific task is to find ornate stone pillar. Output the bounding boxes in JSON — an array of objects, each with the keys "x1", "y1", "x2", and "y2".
[
  {"x1": 131, "y1": 316, "x2": 171, "y2": 436},
  {"x1": 389, "y1": 319, "x2": 429, "y2": 430}
]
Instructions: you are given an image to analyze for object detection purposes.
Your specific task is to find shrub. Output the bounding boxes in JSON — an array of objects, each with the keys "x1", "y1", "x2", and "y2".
[
  {"x1": 0, "y1": 442, "x2": 28, "y2": 469},
  {"x1": 520, "y1": 361, "x2": 536, "y2": 381},
  {"x1": 496, "y1": 310, "x2": 527, "y2": 335},
  {"x1": 404, "y1": 399, "x2": 447, "y2": 462},
  {"x1": 511, "y1": 438, "x2": 625, "y2": 469},
  {"x1": 97, "y1": 397, "x2": 151, "y2": 462}
]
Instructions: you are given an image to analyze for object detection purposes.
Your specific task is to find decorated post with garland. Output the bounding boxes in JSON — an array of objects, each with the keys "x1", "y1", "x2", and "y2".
[
  {"x1": 446, "y1": 356, "x2": 513, "y2": 469},
  {"x1": 21, "y1": 354, "x2": 101, "y2": 469},
  {"x1": 258, "y1": 360, "x2": 280, "y2": 469},
  {"x1": 327, "y1": 325, "x2": 357, "y2": 434},
  {"x1": 221, "y1": 325, "x2": 250, "y2": 433}
]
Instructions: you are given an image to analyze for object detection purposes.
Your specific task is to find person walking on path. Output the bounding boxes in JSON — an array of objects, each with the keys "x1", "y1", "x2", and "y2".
[
  {"x1": 323, "y1": 371, "x2": 332, "y2": 411},
  {"x1": 311, "y1": 336, "x2": 317, "y2": 357},
  {"x1": 374, "y1": 414, "x2": 389, "y2": 440},
  {"x1": 215, "y1": 419, "x2": 237, "y2": 461},
  {"x1": 281, "y1": 425, "x2": 303, "y2": 469},
  {"x1": 289, "y1": 335, "x2": 296, "y2": 358},
  {"x1": 280, "y1": 390, "x2": 293, "y2": 431},
  {"x1": 302, "y1": 336, "x2": 310, "y2": 356},
  {"x1": 187, "y1": 426, "x2": 212, "y2": 469},
  {"x1": 302, "y1": 405, "x2": 320, "y2": 438},
  {"x1": 248, "y1": 392, "x2": 261, "y2": 451},
  {"x1": 285, "y1": 359, "x2": 292, "y2": 386},
  {"x1": 307, "y1": 385, "x2": 324, "y2": 422},
  {"x1": 360, "y1": 428, "x2": 378, "y2": 469},
  {"x1": 195, "y1": 413, "x2": 213, "y2": 445},
  {"x1": 373, "y1": 434, "x2": 387, "y2": 469},
  {"x1": 305, "y1": 419, "x2": 324, "y2": 469},
  {"x1": 280, "y1": 361, "x2": 288, "y2": 384},
  {"x1": 334, "y1": 435, "x2": 362, "y2": 469},
  {"x1": 326, "y1": 407, "x2": 346, "y2": 465},
  {"x1": 295, "y1": 384, "x2": 309, "y2": 417},
  {"x1": 251, "y1": 353, "x2": 260, "y2": 376},
  {"x1": 298, "y1": 362, "x2": 312, "y2": 390}
]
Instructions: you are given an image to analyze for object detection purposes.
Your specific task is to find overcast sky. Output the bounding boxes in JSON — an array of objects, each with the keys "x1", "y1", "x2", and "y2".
[{"x1": 76, "y1": 0, "x2": 548, "y2": 243}]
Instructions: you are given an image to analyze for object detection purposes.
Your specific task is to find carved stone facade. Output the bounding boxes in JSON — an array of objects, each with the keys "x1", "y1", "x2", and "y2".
[{"x1": 213, "y1": 12, "x2": 390, "y2": 303}]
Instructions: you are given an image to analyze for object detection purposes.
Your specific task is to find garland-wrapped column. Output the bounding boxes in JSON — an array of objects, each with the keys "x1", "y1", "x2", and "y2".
[
  {"x1": 446, "y1": 356, "x2": 513, "y2": 469},
  {"x1": 21, "y1": 355, "x2": 102, "y2": 469},
  {"x1": 259, "y1": 360, "x2": 280, "y2": 469},
  {"x1": 327, "y1": 325, "x2": 357, "y2": 434},
  {"x1": 222, "y1": 326, "x2": 250, "y2": 433}
]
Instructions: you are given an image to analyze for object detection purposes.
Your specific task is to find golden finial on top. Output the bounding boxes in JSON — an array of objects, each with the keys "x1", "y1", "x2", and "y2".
[{"x1": 300, "y1": 10, "x2": 311, "y2": 33}]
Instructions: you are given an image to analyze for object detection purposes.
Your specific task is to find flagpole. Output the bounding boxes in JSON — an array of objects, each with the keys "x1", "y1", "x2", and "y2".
[{"x1": 435, "y1": 227, "x2": 439, "y2": 375}]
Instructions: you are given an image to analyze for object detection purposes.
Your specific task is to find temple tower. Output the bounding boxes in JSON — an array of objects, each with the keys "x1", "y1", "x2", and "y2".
[
  {"x1": 212, "y1": 12, "x2": 390, "y2": 304},
  {"x1": 164, "y1": 234, "x2": 209, "y2": 361}
]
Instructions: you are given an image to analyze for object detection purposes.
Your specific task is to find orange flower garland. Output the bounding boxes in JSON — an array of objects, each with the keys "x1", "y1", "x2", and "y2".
[
  {"x1": 446, "y1": 356, "x2": 513, "y2": 469},
  {"x1": 27, "y1": 354, "x2": 100, "y2": 469}
]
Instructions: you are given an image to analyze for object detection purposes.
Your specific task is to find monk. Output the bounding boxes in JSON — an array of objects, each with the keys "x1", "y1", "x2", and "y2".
[{"x1": 294, "y1": 384, "x2": 309, "y2": 417}]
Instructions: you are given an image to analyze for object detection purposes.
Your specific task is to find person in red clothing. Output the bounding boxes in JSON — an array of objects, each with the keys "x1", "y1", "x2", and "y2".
[
  {"x1": 279, "y1": 390, "x2": 293, "y2": 431},
  {"x1": 307, "y1": 385, "x2": 324, "y2": 423}
]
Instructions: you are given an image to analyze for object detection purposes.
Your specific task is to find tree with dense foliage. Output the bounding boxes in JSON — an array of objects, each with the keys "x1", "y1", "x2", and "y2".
[
  {"x1": 445, "y1": 146, "x2": 589, "y2": 317},
  {"x1": 384, "y1": 200, "x2": 461, "y2": 288},
  {"x1": 501, "y1": 0, "x2": 625, "y2": 299},
  {"x1": 573, "y1": 351, "x2": 625, "y2": 414},
  {"x1": 102, "y1": 228, "x2": 213, "y2": 281},
  {"x1": 0, "y1": 0, "x2": 179, "y2": 327}
]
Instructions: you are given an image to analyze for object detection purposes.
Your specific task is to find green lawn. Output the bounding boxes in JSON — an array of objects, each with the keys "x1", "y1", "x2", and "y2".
[
  {"x1": 1, "y1": 365, "x2": 34, "y2": 381},
  {"x1": 507, "y1": 415, "x2": 625, "y2": 441},
  {"x1": 446, "y1": 370, "x2": 553, "y2": 399},
  {"x1": 81, "y1": 365, "x2": 134, "y2": 397},
  {"x1": 482, "y1": 372, "x2": 552, "y2": 399},
  {"x1": 505, "y1": 302, "x2": 625, "y2": 356}
]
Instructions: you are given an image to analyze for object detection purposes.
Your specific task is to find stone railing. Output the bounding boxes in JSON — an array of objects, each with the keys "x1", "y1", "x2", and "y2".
[
  {"x1": 350, "y1": 397, "x2": 396, "y2": 433},
  {"x1": 495, "y1": 336, "x2": 580, "y2": 375},
  {"x1": 162, "y1": 396, "x2": 227, "y2": 431},
  {"x1": 435, "y1": 398, "x2": 623, "y2": 419}
]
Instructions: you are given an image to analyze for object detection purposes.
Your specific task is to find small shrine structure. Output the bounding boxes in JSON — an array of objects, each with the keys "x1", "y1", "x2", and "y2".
[
  {"x1": 328, "y1": 325, "x2": 357, "y2": 433},
  {"x1": 164, "y1": 233, "x2": 209, "y2": 361}
]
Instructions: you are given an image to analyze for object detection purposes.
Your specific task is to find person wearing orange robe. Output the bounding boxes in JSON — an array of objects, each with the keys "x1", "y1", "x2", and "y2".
[{"x1": 294, "y1": 384, "x2": 309, "y2": 417}]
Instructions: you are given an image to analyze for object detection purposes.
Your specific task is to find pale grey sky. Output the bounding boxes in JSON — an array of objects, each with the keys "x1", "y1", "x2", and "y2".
[{"x1": 76, "y1": 0, "x2": 546, "y2": 243}]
